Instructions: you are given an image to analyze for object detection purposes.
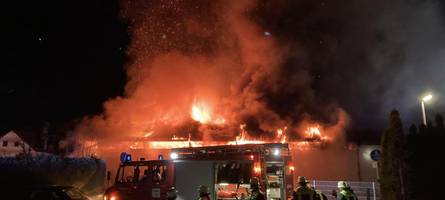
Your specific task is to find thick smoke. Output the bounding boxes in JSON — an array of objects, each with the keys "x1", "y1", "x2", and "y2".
[
  {"x1": 273, "y1": 0, "x2": 445, "y2": 128},
  {"x1": 74, "y1": 0, "x2": 348, "y2": 141},
  {"x1": 374, "y1": 0, "x2": 445, "y2": 126}
]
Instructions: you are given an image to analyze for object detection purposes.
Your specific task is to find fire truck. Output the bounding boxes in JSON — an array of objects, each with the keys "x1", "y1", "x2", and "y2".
[{"x1": 104, "y1": 143, "x2": 294, "y2": 200}]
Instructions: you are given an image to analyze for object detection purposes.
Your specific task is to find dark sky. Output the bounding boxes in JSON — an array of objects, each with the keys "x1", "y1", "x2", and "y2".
[
  {"x1": 2, "y1": 1, "x2": 127, "y2": 131},
  {"x1": 2, "y1": 0, "x2": 445, "y2": 135}
]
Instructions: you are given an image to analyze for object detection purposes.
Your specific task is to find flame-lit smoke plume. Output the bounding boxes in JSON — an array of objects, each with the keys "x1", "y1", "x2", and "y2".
[{"x1": 73, "y1": 0, "x2": 348, "y2": 144}]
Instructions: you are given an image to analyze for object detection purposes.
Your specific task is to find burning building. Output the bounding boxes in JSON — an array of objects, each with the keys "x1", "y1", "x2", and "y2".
[{"x1": 67, "y1": 0, "x2": 379, "y2": 184}]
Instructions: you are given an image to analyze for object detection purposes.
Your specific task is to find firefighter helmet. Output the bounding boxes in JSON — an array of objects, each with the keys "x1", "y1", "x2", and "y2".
[
  {"x1": 250, "y1": 177, "x2": 260, "y2": 186},
  {"x1": 337, "y1": 181, "x2": 349, "y2": 189},
  {"x1": 197, "y1": 185, "x2": 209, "y2": 195},
  {"x1": 167, "y1": 187, "x2": 178, "y2": 199},
  {"x1": 297, "y1": 176, "x2": 309, "y2": 184}
]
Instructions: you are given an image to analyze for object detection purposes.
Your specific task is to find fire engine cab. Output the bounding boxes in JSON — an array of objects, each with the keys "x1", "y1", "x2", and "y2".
[{"x1": 104, "y1": 143, "x2": 294, "y2": 200}]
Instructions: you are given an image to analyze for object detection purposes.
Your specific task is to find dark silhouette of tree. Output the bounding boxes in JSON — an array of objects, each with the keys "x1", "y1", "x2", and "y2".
[
  {"x1": 380, "y1": 110, "x2": 405, "y2": 200},
  {"x1": 405, "y1": 125, "x2": 417, "y2": 200},
  {"x1": 404, "y1": 113, "x2": 445, "y2": 199}
]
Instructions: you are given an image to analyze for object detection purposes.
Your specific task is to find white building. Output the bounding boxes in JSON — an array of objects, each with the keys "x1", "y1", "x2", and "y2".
[{"x1": 0, "y1": 131, "x2": 35, "y2": 156}]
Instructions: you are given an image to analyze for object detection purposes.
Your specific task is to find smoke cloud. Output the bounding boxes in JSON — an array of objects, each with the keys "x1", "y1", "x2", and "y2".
[
  {"x1": 278, "y1": 0, "x2": 445, "y2": 128},
  {"x1": 76, "y1": 0, "x2": 445, "y2": 141}
]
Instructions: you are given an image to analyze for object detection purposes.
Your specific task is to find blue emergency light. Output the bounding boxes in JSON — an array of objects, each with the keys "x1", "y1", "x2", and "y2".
[{"x1": 120, "y1": 152, "x2": 132, "y2": 163}]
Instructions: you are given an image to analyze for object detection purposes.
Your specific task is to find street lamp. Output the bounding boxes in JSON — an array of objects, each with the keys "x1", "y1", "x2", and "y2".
[{"x1": 421, "y1": 94, "x2": 432, "y2": 125}]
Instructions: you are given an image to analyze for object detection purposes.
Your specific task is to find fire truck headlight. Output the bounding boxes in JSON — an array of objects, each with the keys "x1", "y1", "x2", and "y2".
[
  {"x1": 170, "y1": 152, "x2": 179, "y2": 159},
  {"x1": 273, "y1": 149, "x2": 280, "y2": 156},
  {"x1": 105, "y1": 193, "x2": 118, "y2": 200}
]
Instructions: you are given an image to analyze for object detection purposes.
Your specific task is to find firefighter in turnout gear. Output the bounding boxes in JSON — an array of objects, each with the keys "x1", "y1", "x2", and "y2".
[
  {"x1": 292, "y1": 176, "x2": 317, "y2": 200},
  {"x1": 249, "y1": 177, "x2": 266, "y2": 200},
  {"x1": 337, "y1": 181, "x2": 357, "y2": 200},
  {"x1": 311, "y1": 187, "x2": 327, "y2": 200},
  {"x1": 167, "y1": 187, "x2": 178, "y2": 200},
  {"x1": 196, "y1": 185, "x2": 211, "y2": 200}
]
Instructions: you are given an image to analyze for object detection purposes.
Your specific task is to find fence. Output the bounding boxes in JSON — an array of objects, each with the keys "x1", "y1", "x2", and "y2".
[{"x1": 312, "y1": 180, "x2": 380, "y2": 200}]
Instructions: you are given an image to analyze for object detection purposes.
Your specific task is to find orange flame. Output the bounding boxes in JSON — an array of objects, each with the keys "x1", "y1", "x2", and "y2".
[
  {"x1": 281, "y1": 134, "x2": 287, "y2": 144},
  {"x1": 305, "y1": 125, "x2": 322, "y2": 138},
  {"x1": 191, "y1": 102, "x2": 226, "y2": 125},
  {"x1": 276, "y1": 126, "x2": 287, "y2": 144},
  {"x1": 277, "y1": 128, "x2": 283, "y2": 136},
  {"x1": 227, "y1": 124, "x2": 264, "y2": 145},
  {"x1": 191, "y1": 103, "x2": 211, "y2": 124},
  {"x1": 253, "y1": 162, "x2": 261, "y2": 174}
]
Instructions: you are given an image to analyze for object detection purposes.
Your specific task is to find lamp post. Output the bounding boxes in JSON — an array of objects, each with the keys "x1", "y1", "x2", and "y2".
[{"x1": 421, "y1": 94, "x2": 432, "y2": 125}]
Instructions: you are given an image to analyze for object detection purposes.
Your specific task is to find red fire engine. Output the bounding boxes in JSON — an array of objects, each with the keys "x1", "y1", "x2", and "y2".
[{"x1": 104, "y1": 143, "x2": 294, "y2": 200}]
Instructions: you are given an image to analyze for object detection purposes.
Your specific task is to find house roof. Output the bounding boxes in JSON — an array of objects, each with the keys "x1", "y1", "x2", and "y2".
[{"x1": 0, "y1": 131, "x2": 25, "y2": 142}]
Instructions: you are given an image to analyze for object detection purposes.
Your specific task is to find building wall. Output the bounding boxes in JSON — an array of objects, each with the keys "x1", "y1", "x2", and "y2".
[
  {"x1": 0, "y1": 133, "x2": 34, "y2": 156},
  {"x1": 290, "y1": 144, "x2": 380, "y2": 182},
  {"x1": 357, "y1": 145, "x2": 381, "y2": 181}
]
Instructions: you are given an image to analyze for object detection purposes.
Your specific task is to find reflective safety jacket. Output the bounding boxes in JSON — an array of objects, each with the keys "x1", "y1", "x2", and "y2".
[
  {"x1": 337, "y1": 189, "x2": 358, "y2": 200},
  {"x1": 249, "y1": 189, "x2": 266, "y2": 200},
  {"x1": 315, "y1": 190, "x2": 327, "y2": 200}
]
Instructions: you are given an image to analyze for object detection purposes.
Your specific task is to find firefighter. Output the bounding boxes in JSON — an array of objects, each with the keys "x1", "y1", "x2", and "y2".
[
  {"x1": 310, "y1": 187, "x2": 327, "y2": 200},
  {"x1": 133, "y1": 165, "x2": 140, "y2": 182},
  {"x1": 314, "y1": 189, "x2": 328, "y2": 200},
  {"x1": 167, "y1": 187, "x2": 178, "y2": 200},
  {"x1": 292, "y1": 176, "x2": 317, "y2": 200},
  {"x1": 196, "y1": 185, "x2": 211, "y2": 200},
  {"x1": 249, "y1": 177, "x2": 266, "y2": 200},
  {"x1": 337, "y1": 181, "x2": 358, "y2": 200}
]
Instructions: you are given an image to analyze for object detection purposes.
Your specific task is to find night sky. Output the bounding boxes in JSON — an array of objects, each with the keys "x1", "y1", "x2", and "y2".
[
  {"x1": 2, "y1": 0, "x2": 445, "y2": 137},
  {"x1": 2, "y1": 1, "x2": 127, "y2": 131}
]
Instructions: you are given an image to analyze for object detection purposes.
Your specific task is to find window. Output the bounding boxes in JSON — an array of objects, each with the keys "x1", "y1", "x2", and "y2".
[
  {"x1": 117, "y1": 164, "x2": 170, "y2": 184},
  {"x1": 216, "y1": 162, "x2": 252, "y2": 200},
  {"x1": 2, "y1": 141, "x2": 7, "y2": 147},
  {"x1": 216, "y1": 162, "x2": 252, "y2": 184},
  {"x1": 14, "y1": 141, "x2": 20, "y2": 147}
]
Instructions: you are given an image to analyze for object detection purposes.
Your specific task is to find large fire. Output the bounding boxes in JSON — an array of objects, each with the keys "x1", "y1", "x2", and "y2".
[{"x1": 70, "y1": 1, "x2": 351, "y2": 158}]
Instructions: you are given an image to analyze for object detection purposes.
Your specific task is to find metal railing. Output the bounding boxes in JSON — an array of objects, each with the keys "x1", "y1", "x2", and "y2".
[{"x1": 312, "y1": 180, "x2": 380, "y2": 200}]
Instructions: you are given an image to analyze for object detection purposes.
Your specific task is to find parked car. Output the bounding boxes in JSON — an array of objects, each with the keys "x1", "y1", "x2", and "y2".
[{"x1": 25, "y1": 186, "x2": 92, "y2": 200}]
